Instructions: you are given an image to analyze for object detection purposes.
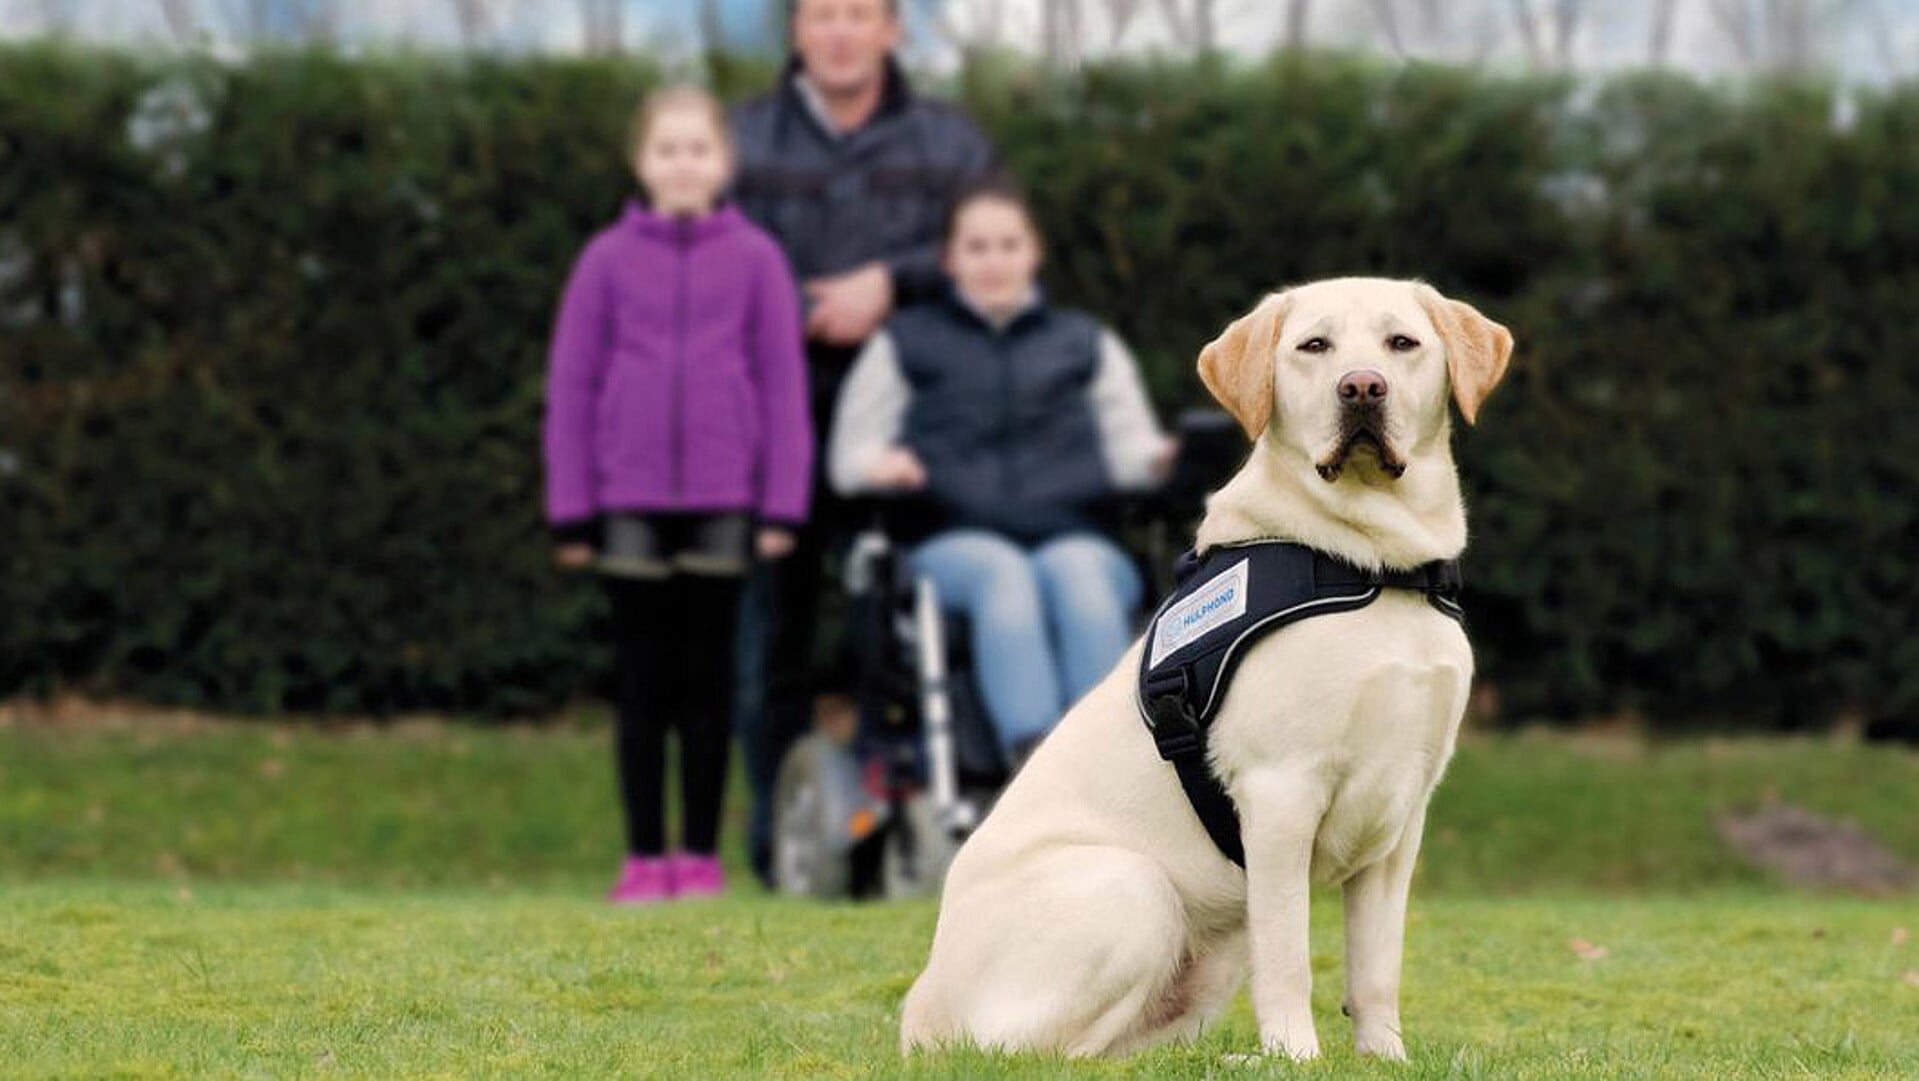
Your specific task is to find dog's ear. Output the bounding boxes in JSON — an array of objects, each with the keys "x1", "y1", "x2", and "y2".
[
  {"x1": 1416, "y1": 285, "x2": 1514, "y2": 426},
  {"x1": 1198, "y1": 291, "x2": 1291, "y2": 440}
]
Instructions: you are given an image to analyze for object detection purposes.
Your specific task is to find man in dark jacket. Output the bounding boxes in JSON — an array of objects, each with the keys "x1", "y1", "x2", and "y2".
[{"x1": 731, "y1": 0, "x2": 997, "y2": 887}]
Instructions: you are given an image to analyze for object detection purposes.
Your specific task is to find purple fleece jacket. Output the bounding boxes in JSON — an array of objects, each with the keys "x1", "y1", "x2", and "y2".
[{"x1": 543, "y1": 201, "x2": 814, "y2": 531}]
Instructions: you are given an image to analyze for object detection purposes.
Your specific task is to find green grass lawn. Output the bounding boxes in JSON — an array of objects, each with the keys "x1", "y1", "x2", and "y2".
[
  {"x1": 2, "y1": 713, "x2": 1917, "y2": 1078},
  {"x1": 3, "y1": 885, "x2": 1913, "y2": 1079}
]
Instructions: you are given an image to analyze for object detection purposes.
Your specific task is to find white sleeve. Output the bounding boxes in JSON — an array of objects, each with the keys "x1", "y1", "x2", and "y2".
[
  {"x1": 827, "y1": 331, "x2": 910, "y2": 496},
  {"x1": 1090, "y1": 328, "x2": 1172, "y2": 491}
]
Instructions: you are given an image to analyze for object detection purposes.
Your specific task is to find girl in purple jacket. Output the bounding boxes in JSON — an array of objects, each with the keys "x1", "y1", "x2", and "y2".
[{"x1": 543, "y1": 86, "x2": 813, "y2": 904}]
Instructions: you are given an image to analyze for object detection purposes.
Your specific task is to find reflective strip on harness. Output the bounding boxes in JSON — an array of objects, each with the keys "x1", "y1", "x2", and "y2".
[{"x1": 1136, "y1": 541, "x2": 1465, "y2": 867}]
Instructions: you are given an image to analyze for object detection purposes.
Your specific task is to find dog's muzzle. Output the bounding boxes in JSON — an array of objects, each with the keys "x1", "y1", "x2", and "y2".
[{"x1": 1315, "y1": 370, "x2": 1406, "y2": 481}]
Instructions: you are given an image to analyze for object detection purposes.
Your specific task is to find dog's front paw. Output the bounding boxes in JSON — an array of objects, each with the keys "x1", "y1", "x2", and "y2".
[
  {"x1": 1259, "y1": 1033, "x2": 1321, "y2": 1062},
  {"x1": 1354, "y1": 1028, "x2": 1407, "y2": 1062}
]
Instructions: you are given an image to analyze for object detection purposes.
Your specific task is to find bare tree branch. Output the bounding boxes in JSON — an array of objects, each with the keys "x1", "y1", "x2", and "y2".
[
  {"x1": 1040, "y1": 0, "x2": 1084, "y2": 63},
  {"x1": 698, "y1": 0, "x2": 726, "y2": 53},
  {"x1": 1283, "y1": 0, "x2": 1311, "y2": 50},
  {"x1": 1510, "y1": 0, "x2": 1545, "y2": 64},
  {"x1": 1552, "y1": 0, "x2": 1584, "y2": 66},
  {"x1": 908, "y1": 0, "x2": 970, "y2": 50},
  {"x1": 450, "y1": 0, "x2": 511, "y2": 48},
  {"x1": 1415, "y1": 0, "x2": 1444, "y2": 39},
  {"x1": 304, "y1": 0, "x2": 343, "y2": 45},
  {"x1": 156, "y1": 0, "x2": 199, "y2": 42},
  {"x1": 1505, "y1": 0, "x2": 1582, "y2": 68},
  {"x1": 1709, "y1": 0, "x2": 1758, "y2": 66},
  {"x1": 580, "y1": 0, "x2": 623, "y2": 55},
  {"x1": 1193, "y1": 0, "x2": 1217, "y2": 49},
  {"x1": 1099, "y1": 0, "x2": 1145, "y2": 49},
  {"x1": 1368, "y1": 0, "x2": 1406, "y2": 55},
  {"x1": 1649, "y1": 0, "x2": 1681, "y2": 65},
  {"x1": 1155, "y1": 0, "x2": 1195, "y2": 47},
  {"x1": 1763, "y1": 0, "x2": 1817, "y2": 71}
]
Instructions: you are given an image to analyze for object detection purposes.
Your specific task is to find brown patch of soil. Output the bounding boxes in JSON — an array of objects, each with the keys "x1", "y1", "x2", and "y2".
[{"x1": 1718, "y1": 804, "x2": 1915, "y2": 895}]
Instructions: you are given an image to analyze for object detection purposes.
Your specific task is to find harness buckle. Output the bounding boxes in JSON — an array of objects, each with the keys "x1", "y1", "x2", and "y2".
[{"x1": 1143, "y1": 668, "x2": 1204, "y2": 762}]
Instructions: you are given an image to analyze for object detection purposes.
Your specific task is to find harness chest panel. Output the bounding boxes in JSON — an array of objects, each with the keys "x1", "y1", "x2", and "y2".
[{"x1": 1135, "y1": 542, "x2": 1464, "y2": 866}]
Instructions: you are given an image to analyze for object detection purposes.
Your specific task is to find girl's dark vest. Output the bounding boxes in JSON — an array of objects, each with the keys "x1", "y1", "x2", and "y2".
[{"x1": 888, "y1": 295, "x2": 1112, "y2": 546}]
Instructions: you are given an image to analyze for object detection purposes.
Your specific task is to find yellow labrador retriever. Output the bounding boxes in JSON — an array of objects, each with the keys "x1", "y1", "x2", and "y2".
[{"x1": 900, "y1": 277, "x2": 1513, "y2": 1061}]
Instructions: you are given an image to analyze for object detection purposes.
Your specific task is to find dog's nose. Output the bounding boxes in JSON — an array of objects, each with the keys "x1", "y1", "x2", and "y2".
[{"x1": 1337, "y1": 369, "x2": 1389, "y2": 404}]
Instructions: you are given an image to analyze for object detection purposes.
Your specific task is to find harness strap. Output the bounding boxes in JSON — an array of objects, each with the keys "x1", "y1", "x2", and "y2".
[
  {"x1": 1139, "y1": 542, "x2": 1466, "y2": 868},
  {"x1": 1315, "y1": 555, "x2": 1460, "y2": 594},
  {"x1": 1142, "y1": 667, "x2": 1245, "y2": 865}
]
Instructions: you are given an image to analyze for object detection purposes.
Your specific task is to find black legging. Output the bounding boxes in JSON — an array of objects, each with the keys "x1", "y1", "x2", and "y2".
[{"x1": 605, "y1": 572, "x2": 744, "y2": 857}]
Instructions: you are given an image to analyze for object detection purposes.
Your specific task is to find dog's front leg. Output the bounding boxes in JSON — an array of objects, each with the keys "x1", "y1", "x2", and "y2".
[
  {"x1": 1340, "y1": 808, "x2": 1425, "y2": 1062},
  {"x1": 1239, "y1": 770, "x2": 1326, "y2": 1062}
]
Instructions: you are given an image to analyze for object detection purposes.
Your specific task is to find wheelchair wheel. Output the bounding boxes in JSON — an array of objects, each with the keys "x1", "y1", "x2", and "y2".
[{"x1": 771, "y1": 732, "x2": 868, "y2": 899}]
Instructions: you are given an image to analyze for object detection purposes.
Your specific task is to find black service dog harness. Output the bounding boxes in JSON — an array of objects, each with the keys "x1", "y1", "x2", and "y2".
[{"x1": 1136, "y1": 541, "x2": 1465, "y2": 867}]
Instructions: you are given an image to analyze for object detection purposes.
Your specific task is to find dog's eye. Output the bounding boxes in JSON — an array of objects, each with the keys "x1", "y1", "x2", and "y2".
[
  {"x1": 1388, "y1": 334, "x2": 1420, "y2": 352},
  {"x1": 1296, "y1": 337, "x2": 1331, "y2": 354}
]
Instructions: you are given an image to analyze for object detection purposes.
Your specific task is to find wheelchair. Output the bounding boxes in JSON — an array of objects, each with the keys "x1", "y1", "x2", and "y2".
[{"x1": 770, "y1": 409, "x2": 1243, "y2": 900}]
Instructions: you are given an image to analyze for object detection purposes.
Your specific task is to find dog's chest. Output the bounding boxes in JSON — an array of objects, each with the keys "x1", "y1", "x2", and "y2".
[{"x1": 1209, "y1": 594, "x2": 1471, "y2": 879}]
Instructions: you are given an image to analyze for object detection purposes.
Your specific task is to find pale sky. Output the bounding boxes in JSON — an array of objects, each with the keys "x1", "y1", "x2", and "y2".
[
  {"x1": 939, "y1": 0, "x2": 1919, "y2": 81},
  {"x1": 7, "y1": 0, "x2": 1918, "y2": 82}
]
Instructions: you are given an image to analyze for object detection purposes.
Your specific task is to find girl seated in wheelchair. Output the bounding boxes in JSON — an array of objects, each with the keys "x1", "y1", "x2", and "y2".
[{"x1": 827, "y1": 178, "x2": 1174, "y2": 766}]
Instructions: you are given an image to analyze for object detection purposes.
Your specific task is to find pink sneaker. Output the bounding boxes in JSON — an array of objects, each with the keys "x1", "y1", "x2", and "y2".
[
  {"x1": 668, "y1": 852, "x2": 725, "y2": 898},
  {"x1": 607, "y1": 855, "x2": 673, "y2": 905}
]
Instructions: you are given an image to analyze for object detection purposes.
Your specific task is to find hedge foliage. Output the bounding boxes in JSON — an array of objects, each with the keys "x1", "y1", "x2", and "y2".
[{"x1": 3, "y1": 44, "x2": 1915, "y2": 726}]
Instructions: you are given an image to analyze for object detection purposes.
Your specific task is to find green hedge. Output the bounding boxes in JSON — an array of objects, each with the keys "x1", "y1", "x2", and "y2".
[{"x1": 3, "y1": 45, "x2": 1915, "y2": 726}]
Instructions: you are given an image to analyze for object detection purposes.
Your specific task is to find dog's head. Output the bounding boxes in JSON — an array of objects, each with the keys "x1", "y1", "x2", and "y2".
[{"x1": 1198, "y1": 278, "x2": 1513, "y2": 484}]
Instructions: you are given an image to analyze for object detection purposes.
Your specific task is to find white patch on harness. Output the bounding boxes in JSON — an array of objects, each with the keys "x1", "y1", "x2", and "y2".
[{"x1": 1150, "y1": 558, "x2": 1249, "y2": 667}]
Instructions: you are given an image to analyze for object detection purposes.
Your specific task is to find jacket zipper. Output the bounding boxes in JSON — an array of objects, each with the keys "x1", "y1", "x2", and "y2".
[
  {"x1": 672, "y1": 218, "x2": 691, "y2": 498},
  {"x1": 997, "y1": 326, "x2": 1015, "y2": 498}
]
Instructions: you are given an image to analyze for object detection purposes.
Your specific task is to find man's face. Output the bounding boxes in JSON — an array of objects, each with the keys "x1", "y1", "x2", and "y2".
[{"x1": 792, "y1": 0, "x2": 899, "y2": 97}]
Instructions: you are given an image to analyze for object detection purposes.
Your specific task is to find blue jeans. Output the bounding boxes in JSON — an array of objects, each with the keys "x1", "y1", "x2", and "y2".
[{"x1": 910, "y1": 530, "x2": 1142, "y2": 757}]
